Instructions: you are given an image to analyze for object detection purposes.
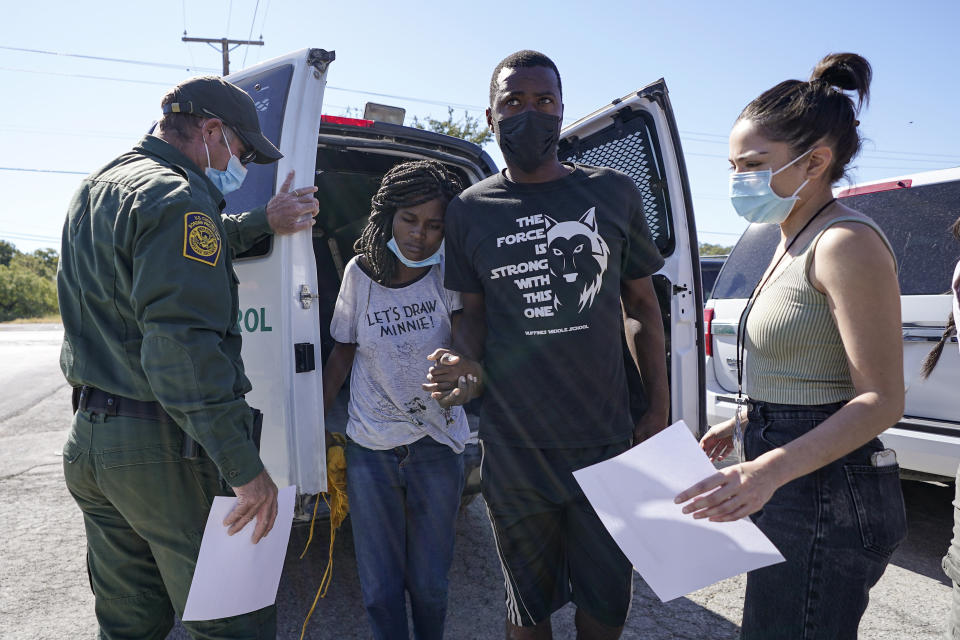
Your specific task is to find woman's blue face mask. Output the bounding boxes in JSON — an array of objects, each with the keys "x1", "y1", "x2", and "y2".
[{"x1": 729, "y1": 148, "x2": 813, "y2": 224}]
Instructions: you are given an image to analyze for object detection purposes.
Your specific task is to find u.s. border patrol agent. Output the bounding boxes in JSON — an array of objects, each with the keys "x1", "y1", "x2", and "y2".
[{"x1": 58, "y1": 75, "x2": 319, "y2": 640}]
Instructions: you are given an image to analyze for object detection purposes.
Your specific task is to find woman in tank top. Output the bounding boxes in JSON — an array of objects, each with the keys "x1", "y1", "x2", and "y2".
[{"x1": 676, "y1": 53, "x2": 907, "y2": 639}]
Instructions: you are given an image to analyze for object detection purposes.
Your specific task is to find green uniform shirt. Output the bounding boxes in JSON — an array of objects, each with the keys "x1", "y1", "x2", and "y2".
[{"x1": 58, "y1": 134, "x2": 272, "y2": 486}]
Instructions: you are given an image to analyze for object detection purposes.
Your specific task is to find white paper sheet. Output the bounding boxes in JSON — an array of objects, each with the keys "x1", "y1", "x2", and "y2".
[
  {"x1": 572, "y1": 421, "x2": 784, "y2": 602},
  {"x1": 182, "y1": 485, "x2": 296, "y2": 621}
]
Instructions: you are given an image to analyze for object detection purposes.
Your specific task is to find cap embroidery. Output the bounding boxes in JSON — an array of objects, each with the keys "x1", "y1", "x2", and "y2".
[{"x1": 183, "y1": 212, "x2": 221, "y2": 267}]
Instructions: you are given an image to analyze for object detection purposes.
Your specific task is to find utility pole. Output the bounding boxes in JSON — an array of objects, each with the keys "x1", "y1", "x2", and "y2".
[{"x1": 181, "y1": 36, "x2": 264, "y2": 76}]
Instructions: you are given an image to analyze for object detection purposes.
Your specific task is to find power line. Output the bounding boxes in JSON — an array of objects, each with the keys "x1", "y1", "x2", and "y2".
[
  {"x1": 4, "y1": 44, "x2": 960, "y2": 162},
  {"x1": 181, "y1": 36, "x2": 263, "y2": 75},
  {"x1": 0, "y1": 231, "x2": 61, "y2": 243},
  {"x1": 0, "y1": 45, "x2": 216, "y2": 73},
  {"x1": 242, "y1": 0, "x2": 262, "y2": 69},
  {"x1": 2, "y1": 58, "x2": 957, "y2": 166},
  {"x1": 325, "y1": 85, "x2": 485, "y2": 112},
  {"x1": 254, "y1": 0, "x2": 272, "y2": 66},
  {"x1": 0, "y1": 167, "x2": 89, "y2": 176},
  {"x1": 0, "y1": 66, "x2": 173, "y2": 86}
]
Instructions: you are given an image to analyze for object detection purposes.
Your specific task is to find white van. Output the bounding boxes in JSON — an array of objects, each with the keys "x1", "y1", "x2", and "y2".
[
  {"x1": 704, "y1": 167, "x2": 960, "y2": 481},
  {"x1": 221, "y1": 48, "x2": 705, "y2": 509}
]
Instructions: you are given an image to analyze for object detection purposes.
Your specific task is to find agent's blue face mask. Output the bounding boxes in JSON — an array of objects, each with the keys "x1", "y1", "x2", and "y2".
[
  {"x1": 729, "y1": 149, "x2": 813, "y2": 224},
  {"x1": 204, "y1": 127, "x2": 248, "y2": 196},
  {"x1": 387, "y1": 236, "x2": 444, "y2": 268}
]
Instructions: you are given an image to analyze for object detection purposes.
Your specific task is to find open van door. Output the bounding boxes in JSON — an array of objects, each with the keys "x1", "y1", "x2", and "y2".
[
  {"x1": 222, "y1": 48, "x2": 335, "y2": 494},
  {"x1": 558, "y1": 80, "x2": 705, "y2": 434}
]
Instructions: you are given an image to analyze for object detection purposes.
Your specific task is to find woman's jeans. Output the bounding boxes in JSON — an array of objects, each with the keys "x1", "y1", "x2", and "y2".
[
  {"x1": 346, "y1": 436, "x2": 464, "y2": 640},
  {"x1": 741, "y1": 401, "x2": 907, "y2": 640}
]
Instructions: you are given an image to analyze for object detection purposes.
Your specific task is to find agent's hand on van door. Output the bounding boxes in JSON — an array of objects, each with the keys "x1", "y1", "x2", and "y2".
[
  {"x1": 423, "y1": 348, "x2": 483, "y2": 408},
  {"x1": 266, "y1": 170, "x2": 319, "y2": 234},
  {"x1": 223, "y1": 468, "x2": 279, "y2": 543}
]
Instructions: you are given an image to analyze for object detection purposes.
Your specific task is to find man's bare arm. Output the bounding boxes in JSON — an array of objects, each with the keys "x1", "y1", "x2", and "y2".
[{"x1": 622, "y1": 277, "x2": 669, "y2": 443}]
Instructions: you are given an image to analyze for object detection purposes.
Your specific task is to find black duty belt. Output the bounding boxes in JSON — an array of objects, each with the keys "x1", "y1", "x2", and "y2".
[{"x1": 74, "y1": 385, "x2": 174, "y2": 423}]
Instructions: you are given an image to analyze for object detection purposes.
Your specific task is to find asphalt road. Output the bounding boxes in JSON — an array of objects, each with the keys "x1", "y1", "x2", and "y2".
[{"x1": 0, "y1": 323, "x2": 953, "y2": 639}]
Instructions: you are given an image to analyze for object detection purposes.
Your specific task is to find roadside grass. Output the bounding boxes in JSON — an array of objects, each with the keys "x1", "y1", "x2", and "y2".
[{"x1": 1, "y1": 314, "x2": 62, "y2": 325}]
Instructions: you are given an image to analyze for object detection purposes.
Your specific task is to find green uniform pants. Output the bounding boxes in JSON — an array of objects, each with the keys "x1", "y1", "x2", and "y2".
[{"x1": 63, "y1": 409, "x2": 276, "y2": 640}]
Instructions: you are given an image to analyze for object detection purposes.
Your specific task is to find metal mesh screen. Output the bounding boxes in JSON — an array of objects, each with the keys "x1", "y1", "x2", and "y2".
[{"x1": 560, "y1": 116, "x2": 673, "y2": 256}]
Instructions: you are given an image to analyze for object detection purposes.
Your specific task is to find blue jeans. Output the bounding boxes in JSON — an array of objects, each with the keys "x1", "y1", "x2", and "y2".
[
  {"x1": 346, "y1": 436, "x2": 464, "y2": 640},
  {"x1": 741, "y1": 401, "x2": 907, "y2": 640}
]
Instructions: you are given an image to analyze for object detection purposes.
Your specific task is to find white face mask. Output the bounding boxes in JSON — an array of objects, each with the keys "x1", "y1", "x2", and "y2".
[
  {"x1": 729, "y1": 148, "x2": 813, "y2": 224},
  {"x1": 387, "y1": 236, "x2": 444, "y2": 268},
  {"x1": 203, "y1": 127, "x2": 248, "y2": 196}
]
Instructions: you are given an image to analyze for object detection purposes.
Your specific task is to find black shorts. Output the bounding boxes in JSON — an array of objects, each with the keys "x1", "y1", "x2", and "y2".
[{"x1": 480, "y1": 439, "x2": 634, "y2": 627}]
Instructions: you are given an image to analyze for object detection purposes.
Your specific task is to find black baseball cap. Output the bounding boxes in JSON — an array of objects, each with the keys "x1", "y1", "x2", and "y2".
[{"x1": 161, "y1": 75, "x2": 283, "y2": 164}]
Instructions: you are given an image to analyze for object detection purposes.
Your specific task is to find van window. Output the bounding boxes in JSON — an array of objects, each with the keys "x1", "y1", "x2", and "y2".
[
  {"x1": 710, "y1": 224, "x2": 778, "y2": 299},
  {"x1": 559, "y1": 110, "x2": 675, "y2": 257},
  {"x1": 225, "y1": 64, "x2": 295, "y2": 259},
  {"x1": 843, "y1": 181, "x2": 960, "y2": 295},
  {"x1": 710, "y1": 180, "x2": 960, "y2": 300}
]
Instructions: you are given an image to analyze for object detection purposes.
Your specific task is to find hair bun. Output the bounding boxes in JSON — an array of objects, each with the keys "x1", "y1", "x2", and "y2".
[{"x1": 810, "y1": 53, "x2": 872, "y2": 109}]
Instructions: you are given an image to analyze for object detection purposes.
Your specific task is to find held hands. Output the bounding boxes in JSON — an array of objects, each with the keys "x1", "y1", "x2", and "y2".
[
  {"x1": 673, "y1": 458, "x2": 781, "y2": 523},
  {"x1": 422, "y1": 348, "x2": 483, "y2": 408},
  {"x1": 265, "y1": 171, "x2": 319, "y2": 235},
  {"x1": 223, "y1": 468, "x2": 279, "y2": 543}
]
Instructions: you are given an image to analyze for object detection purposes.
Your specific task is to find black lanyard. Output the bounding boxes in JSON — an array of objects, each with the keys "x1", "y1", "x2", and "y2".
[{"x1": 735, "y1": 198, "x2": 837, "y2": 399}]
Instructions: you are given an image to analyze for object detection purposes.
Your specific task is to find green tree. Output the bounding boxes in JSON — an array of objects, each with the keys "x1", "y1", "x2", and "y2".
[
  {"x1": 0, "y1": 246, "x2": 60, "y2": 321},
  {"x1": 411, "y1": 107, "x2": 493, "y2": 146},
  {"x1": 699, "y1": 242, "x2": 733, "y2": 256},
  {"x1": 0, "y1": 240, "x2": 15, "y2": 267},
  {"x1": 20, "y1": 248, "x2": 59, "y2": 279}
]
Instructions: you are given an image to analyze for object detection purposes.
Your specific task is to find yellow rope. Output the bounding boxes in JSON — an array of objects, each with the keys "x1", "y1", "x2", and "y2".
[
  {"x1": 298, "y1": 487, "x2": 321, "y2": 560},
  {"x1": 299, "y1": 435, "x2": 349, "y2": 640}
]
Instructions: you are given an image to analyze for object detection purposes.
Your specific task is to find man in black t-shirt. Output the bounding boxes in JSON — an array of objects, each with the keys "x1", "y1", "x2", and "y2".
[{"x1": 424, "y1": 50, "x2": 668, "y2": 640}]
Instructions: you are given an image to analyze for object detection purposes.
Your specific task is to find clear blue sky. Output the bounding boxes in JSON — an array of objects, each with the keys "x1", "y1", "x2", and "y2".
[{"x1": 3, "y1": 0, "x2": 959, "y2": 253}]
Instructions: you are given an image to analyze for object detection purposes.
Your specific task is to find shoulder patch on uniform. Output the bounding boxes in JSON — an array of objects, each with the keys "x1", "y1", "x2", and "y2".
[{"x1": 183, "y1": 212, "x2": 221, "y2": 267}]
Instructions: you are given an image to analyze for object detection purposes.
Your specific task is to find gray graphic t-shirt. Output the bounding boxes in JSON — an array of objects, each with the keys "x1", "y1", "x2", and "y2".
[{"x1": 330, "y1": 256, "x2": 469, "y2": 452}]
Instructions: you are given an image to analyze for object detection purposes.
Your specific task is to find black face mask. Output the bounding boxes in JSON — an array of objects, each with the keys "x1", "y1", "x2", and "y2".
[{"x1": 494, "y1": 111, "x2": 561, "y2": 174}]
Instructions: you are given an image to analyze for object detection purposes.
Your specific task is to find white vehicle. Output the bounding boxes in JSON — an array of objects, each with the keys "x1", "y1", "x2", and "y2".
[
  {"x1": 704, "y1": 167, "x2": 960, "y2": 480},
  {"x1": 221, "y1": 48, "x2": 705, "y2": 510}
]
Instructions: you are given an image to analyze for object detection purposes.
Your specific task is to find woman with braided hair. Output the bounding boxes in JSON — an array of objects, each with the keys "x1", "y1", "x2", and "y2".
[{"x1": 321, "y1": 159, "x2": 477, "y2": 639}]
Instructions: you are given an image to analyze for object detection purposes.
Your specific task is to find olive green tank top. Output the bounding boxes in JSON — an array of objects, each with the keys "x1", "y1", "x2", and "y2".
[{"x1": 744, "y1": 216, "x2": 895, "y2": 405}]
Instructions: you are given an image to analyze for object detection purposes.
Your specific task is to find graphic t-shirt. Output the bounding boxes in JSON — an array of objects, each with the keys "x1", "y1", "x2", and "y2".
[
  {"x1": 330, "y1": 256, "x2": 470, "y2": 452},
  {"x1": 444, "y1": 163, "x2": 664, "y2": 448}
]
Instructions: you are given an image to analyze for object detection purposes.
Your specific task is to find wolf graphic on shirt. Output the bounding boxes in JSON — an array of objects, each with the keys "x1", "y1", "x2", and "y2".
[{"x1": 545, "y1": 207, "x2": 609, "y2": 315}]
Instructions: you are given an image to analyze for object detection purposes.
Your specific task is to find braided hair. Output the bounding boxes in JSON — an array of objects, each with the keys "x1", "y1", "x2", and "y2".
[
  {"x1": 920, "y1": 217, "x2": 960, "y2": 379},
  {"x1": 354, "y1": 160, "x2": 463, "y2": 285}
]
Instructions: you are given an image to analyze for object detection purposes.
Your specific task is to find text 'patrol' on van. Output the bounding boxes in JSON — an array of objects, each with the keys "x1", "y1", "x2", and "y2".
[{"x1": 221, "y1": 48, "x2": 705, "y2": 513}]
